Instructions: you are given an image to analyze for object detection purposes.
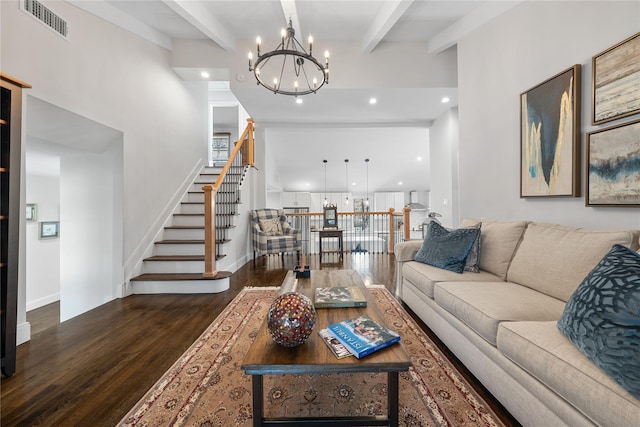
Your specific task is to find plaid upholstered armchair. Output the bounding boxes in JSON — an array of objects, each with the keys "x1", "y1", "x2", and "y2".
[{"x1": 251, "y1": 209, "x2": 302, "y2": 259}]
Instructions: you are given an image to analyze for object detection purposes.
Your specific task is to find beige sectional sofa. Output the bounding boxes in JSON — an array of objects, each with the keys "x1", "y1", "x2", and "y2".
[{"x1": 395, "y1": 219, "x2": 640, "y2": 427}]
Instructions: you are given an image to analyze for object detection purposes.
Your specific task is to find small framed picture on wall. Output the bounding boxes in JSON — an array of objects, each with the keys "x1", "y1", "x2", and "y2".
[{"x1": 39, "y1": 221, "x2": 60, "y2": 239}]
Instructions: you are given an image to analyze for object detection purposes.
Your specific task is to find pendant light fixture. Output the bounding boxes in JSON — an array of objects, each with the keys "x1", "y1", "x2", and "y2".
[
  {"x1": 364, "y1": 158, "x2": 370, "y2": 209},
  {"x1": 344, "y1": 159, "x2": 349, "y2": 206},
  {"x1": 323, "y1": 159, "x2": 328, "y2": 207}
]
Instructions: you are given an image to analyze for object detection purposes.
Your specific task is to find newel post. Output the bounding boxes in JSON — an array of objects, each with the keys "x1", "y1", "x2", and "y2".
[
  {"x1": 203, "y1": 184, "x2": 217, "y2": 278},
  {"x1": 388, "y1": 208, "x2": 395, "y2": 254},
  {"x1": 403, "y1": 207, "x2": 411, "y2": 241}
]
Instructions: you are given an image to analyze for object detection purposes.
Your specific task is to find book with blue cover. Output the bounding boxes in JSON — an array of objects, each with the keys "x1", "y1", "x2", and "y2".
[{"x1": 326, "y1": 314, "x2": 400, "y2": 359}]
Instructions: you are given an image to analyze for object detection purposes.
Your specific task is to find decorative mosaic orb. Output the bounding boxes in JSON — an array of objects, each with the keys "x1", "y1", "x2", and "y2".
[{"x1": 267, "y1": 292, "x2": 316, "y2": 347}]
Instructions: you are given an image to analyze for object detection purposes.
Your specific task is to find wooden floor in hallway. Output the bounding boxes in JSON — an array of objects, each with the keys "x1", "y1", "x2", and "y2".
[{"x1": 1, "y1": 253, "x2": 519, "y2": 426}]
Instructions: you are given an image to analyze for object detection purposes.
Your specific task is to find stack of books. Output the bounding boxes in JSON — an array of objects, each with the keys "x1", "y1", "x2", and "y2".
[
  {"x1": 318, "y1": 314, "x2": 400, "y2": 359},
  {"x1": 314, "y1": 286, "x2": 367, "y2": 308}
]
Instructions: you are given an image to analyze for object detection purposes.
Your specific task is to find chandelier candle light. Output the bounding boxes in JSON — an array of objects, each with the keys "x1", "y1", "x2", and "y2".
[{"x1": 248, "y1": 19, "x2": 329, "y2": 96}]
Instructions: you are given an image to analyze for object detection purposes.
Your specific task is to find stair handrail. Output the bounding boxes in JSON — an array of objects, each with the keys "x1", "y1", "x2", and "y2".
[{"x1": 202, "y1": 118, "x2": 255, "y2": 278}]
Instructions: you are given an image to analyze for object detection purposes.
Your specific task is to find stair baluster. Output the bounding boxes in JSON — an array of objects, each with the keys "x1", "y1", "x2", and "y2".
[{"x1": 203, "y1": 118, "x2": 254, "y2": 277}]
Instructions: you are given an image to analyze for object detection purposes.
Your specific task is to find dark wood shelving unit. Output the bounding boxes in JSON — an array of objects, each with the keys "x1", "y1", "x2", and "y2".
[{"x1": 1, "y1": 73, "x2": 31, "y2": 377}]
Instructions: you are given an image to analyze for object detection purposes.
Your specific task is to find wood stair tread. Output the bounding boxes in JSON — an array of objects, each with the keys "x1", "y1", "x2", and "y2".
[
  {"x1": 164, "y1": 225, "x2": 236, "y2": 229},
  {"x1": 146, "y1": 255, "x2": 205, "y2": 261},
  {"x1": 157, "y1": 239, "x2": 204, "y2": 244},
  {"x1": 156, "y1": 239, "x2": 230, "y2": 244},
  {"x1": 144, "y1": 254, "x2": 227, "y2": 261},
  {"x1": 130, "y1": 271, "x2": 232, "y2": 281},
  {"x1": 172, "y1": 213, "x2": 237, "y2": 217}
]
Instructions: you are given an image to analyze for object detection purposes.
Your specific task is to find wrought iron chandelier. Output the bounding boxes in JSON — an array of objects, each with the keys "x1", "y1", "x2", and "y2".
[{"x1": 248, "y1": 19, "x2": 329, "y2": 96}]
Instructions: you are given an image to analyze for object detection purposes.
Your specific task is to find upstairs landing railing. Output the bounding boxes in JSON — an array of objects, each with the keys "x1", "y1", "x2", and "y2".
[
  {"x1": 202, "y1": 118, "x2": 254, "y2": 277},
  {"x1": 286, "y1": 207, "x2": 412, "y2": 255}
]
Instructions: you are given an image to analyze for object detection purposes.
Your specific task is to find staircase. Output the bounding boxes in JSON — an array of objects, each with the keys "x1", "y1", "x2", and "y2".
[{"x1": 129, "y1": 164, "x2": 246, "y2": 294}]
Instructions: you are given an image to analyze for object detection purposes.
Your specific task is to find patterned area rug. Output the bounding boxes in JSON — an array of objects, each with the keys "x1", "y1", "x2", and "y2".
[{"x1": 119, "y1": 286, "x2": 506, "y2": 426}]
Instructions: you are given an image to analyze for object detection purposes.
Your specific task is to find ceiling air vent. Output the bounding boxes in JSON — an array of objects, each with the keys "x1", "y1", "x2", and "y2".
[{"x1": 21, "y1": 0, "x2": 69, "y2": 40}]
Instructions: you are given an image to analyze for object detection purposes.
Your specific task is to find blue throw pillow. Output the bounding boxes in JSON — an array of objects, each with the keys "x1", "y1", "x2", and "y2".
[
  {"x1": 414, "y1": 222, "x2": 480, "y2": 274},
  {"x1": 557, "y1": 244, "x2": 640, "y2": 399}
]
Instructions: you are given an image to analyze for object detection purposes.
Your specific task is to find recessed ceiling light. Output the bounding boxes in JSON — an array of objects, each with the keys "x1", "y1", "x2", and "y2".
[
  {"x1": 369, "y1": 98, "x2": 377, "y2": 104},
  {"x1": 398, "y1": 181, "x2": 403, "y2": 186},
  {"x1": 441, "y1": 97, "x2": 450, "y2": 103},
  {"x1": 296, "y1": 98, "x2": 303, "y2": 104},
  {"x1": 417, "y1": 156, "x2": 422, "y2": 161},
  {"x1": 352, "y1": 182, "x2": 356, "y2": 186},
  {"x1": 201, "y1": 71, "x2": 210, "y2": 78}
]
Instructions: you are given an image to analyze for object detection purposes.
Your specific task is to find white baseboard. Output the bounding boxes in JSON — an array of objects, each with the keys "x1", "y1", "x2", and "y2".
[
  {"x1": 26, "y1": 293, "x2": 60, "y2": 312},
  {"x1": 17, "y1": 322, "x2": 31, "y2": 345}
]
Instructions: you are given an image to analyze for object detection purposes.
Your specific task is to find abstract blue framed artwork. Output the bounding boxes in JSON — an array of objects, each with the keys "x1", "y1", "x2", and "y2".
[
  {"x1": 587, "y1": 119, "x2": 640, "y2": 207},
  {"x1": 593, "y1": 32, "x2": 640, "y2": 125},
  {"x1": 521, "y1": 65, "x2": 581, "y2": 197}
]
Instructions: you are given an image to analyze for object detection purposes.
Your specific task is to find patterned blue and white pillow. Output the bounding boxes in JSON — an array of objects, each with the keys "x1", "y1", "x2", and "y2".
[
  {"x1": 414, "y1": 221, "x2": 480, "y2": 274},
  {"x1": 557, "y1": 244, "x2": 640, "y2": 399}
]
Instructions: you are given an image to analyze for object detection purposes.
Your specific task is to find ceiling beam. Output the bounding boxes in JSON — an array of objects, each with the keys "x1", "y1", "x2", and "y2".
[
  {"x1": 162, "y1": 0, "x2": 236, "y2": 52},
  {"x1": 279, "y1": 0, "x2": 302, "y2": 37},
  {"x1": 361, "y1": 0, "x2": 414, "y2": 54},
  {"x1": 68, "y1": 0, "x2": 172, "y2": 50},
  {"x1": 428, "y1": 0, "x2": 524, "y2": 54}
]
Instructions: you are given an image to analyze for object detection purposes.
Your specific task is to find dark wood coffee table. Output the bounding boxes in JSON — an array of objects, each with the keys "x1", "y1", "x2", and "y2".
[{"x1": 241, "y1": 269, "x2": 412, "y2": 427}]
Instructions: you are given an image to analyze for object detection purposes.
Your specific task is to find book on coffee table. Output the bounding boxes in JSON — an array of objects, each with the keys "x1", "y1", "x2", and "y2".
[
  {"x1": 327, "y1": 314, "x2": 400, "y2": 359},
  {"x1": 314, "y1": 286, "x2": 367, "y2": 308},
  {"x1": 318, "y1": 328, "x2": 353, "y2": 359}
]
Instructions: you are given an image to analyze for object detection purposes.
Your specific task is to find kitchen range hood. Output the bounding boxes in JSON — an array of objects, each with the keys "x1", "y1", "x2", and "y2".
[{"x1": 406, "y1": 191, "x2": 427, "y2": 210}]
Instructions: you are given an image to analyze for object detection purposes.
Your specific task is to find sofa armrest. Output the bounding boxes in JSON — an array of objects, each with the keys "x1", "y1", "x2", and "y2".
[
  {"x1": 394, "y1": 240, "x2": 423, "y2": 300},
  {"x1": 395, "y1": 240, "x2": 422, "y2": 262}
]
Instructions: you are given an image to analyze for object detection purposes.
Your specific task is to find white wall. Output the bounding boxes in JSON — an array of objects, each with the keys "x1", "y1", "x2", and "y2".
[
  {"x1": 25, "y1": 173, "x2": 60, "y2": 311},
  {"x1": 1, "y1": 1, "x2": 208, "y2": 333},
  {"x1": 458, "y1": 1, "x2": 640, "y2": 230},
  {"x1": 429, "y1": 108, "x2": 459, "y2": 227},
  {"x1": 2, "y1": 0, "x2": 208, "y2": 264},
  {"x1": 60, "y1": 145, "x2": 122, "y2": 321}
]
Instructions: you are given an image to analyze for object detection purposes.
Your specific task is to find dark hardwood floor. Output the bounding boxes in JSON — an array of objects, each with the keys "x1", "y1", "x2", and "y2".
[{"x1": 1, "y1": 253, "x2": 519, "y2": 426}]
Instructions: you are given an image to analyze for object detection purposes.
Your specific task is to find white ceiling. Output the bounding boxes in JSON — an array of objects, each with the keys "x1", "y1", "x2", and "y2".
[{"x1": 36, "y1": 1, "x2": 518, "y2": 195}]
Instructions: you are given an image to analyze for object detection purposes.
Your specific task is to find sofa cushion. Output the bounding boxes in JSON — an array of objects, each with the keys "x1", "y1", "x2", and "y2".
[
  {"x1": 498, "y1": 321, "x2": 640, "y2": 427},
  {"x1": 402, "y1": 261, "x2": 502, "y2": 299},
  {"x1": 557, "y1": 244, "x2": 640, "y2": 399},
  {"x1": 415, "y1": 222, "x2": 480, "y2": 274},
  {"x1": 507, "y1": 222, "x2": 636, "y2": 302},
  {"x1": 434, "y1": 282, "x2": 566, "y2": 345},
  {"x1": 461, "y1": 222, "x2": 482, "y2": 272},
  {"x1": 460, "y1": 219, "x2": 528, "y2": 280}
]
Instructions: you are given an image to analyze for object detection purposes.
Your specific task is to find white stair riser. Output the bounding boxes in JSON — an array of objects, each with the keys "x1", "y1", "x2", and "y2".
[
  {"x1": 154, "y1": 243, "x2": 204, "y2": 256},
  {"x1": 202, "y1": 167, "x2": 223, "y2": 173},
  {"x1": 132, "y1": 277, "x2": 230, "y2": 294},
  {"x1": 172, "y1": 215, "x2": 204, "y2": 227},
  {"x1": 186, "y1": 192, "x2": 204, "y2": 203},
  {"x1": 197, "y1": 174, "x2": 219, "y2": 182},
  {"x1": 143, "y1": 260, "x2": 204, "y2": 274},
  {"x1": 164, "y1": 228, "x2": 204, "y2": 240},
  {"x1": 180, "y1": 204, "x2": 204, "y2": 214}
]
